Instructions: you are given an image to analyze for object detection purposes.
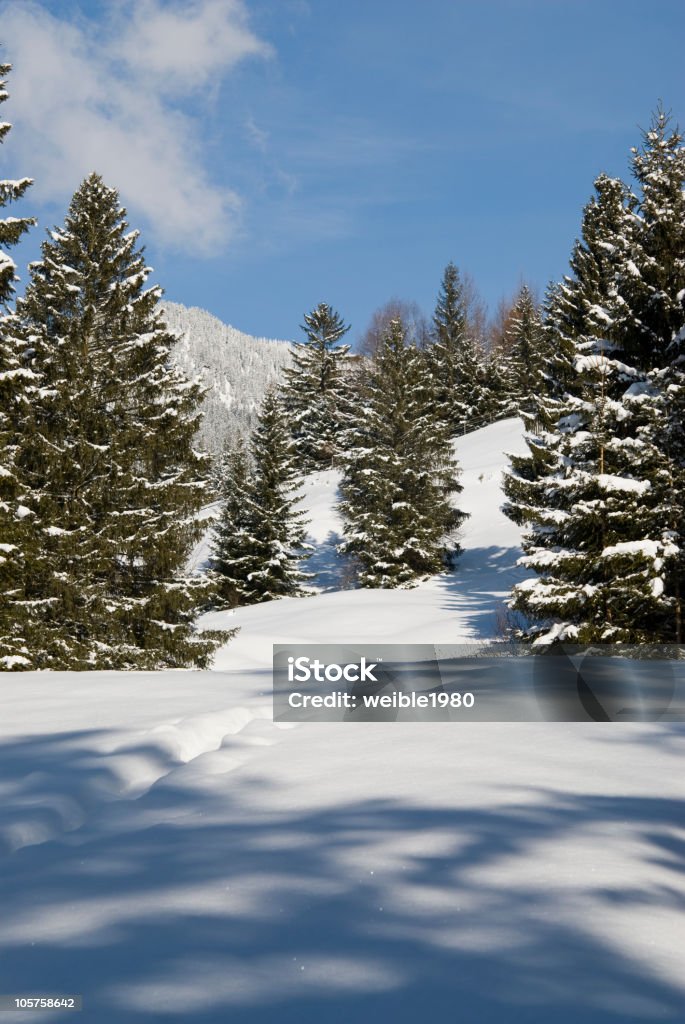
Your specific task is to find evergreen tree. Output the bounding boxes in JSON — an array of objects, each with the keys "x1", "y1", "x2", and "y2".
[
  {"x1": 543, "y1": 175, "x2": 634, "y2": 403},
  {"x1": 659, "y1": 326, "x2": 685, "y2": 641},
  {"x1": 339, "y1": 319, "x2": 466, "y2": 587},
  {"x1": 428, "y1": 262, "x2": 488, "y2": 434},
  {"x1": 237, "y1": 389, "x2": 312, "y2": 603},
  {"x1": 210, "y1": 439, "x2": 257, "y2": 608},
  {"x1": 537, "y1": 280, "x2": 573, "y2": 403},
  {"x1": 280, "y1": 302, "x2": 352, "y2": 472},
  {"x1": 0, "y1": 57, "x2": 37, "y2": 668},
  {"x1": 11, "y1": 173, "x2": 227, "y2": 668},
  {"x1": 501, "y1": 285, "x2": 546, "y2": 414},
  {"x1": 0, "y1": 60, "x2": 33, "y2": 304},
  {"x1": 480, "y1": 347, "x2": 514, "y2": 423},
  {"x1": 504, "y1": 118, "x2": 685, "y2": 644},
  {"x1": 622, "y1": 107, "x2": 685, "y2": 371},
  {"x1": 622, "y1": 108, "x2": 685, "y2": 641}
]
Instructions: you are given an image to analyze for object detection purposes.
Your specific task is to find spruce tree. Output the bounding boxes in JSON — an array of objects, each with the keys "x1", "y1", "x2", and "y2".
[
  {"x1": 504, "y1": 120, "x2": 685, "y2": 644},
  {"x1": 501, "y1": 285, "x2": 546, "y2": 414},
  {"x1": 622, "y1": 109, "x2": 685, "y2": 641},
  {"x1": 339, "y1": 319, "x2": 466, "y2": 587},
  {"x1": 280, "y1": 302, "x2": 352, "y2": 472},
  {"x1": 503, "y1": 174, "x2": 632, "y2": 641},
  {"x1": 428, "y1": 262, "x2": 488, "y2": 434},
  {"x1": 0, "y1": 57, "x2": 37, "y2": 668},
  {"x1": 210, "y1": 439, "x2": 258, "y2": 608},
  {"x1": 479, "y1": 348, "x2": 512, "y2": 422},
  {"x1": 236, "y1": 388, "x2": 312, "y2": 603},
  {"x1": 11, "y1": 173, "x2": 226, "y2": 668},
  {"x1": 0, "y1": 60, "x2": 33, "y2": 303}
]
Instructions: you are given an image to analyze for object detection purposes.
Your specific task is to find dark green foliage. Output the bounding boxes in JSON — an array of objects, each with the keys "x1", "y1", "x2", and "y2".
[
  {"x1": 0, "y1": 58, "x2": 37, "y2": 668},
  {"x1": 627, "y1": 108, "x2": 685, "y2": 641},
  {"x1": 211, "y1": 439, "x2": 256, "y2": 608},
  {"x1": 623, "y1": 107, "x2": 685, "y2": 369},
  {"x1": 501, "y1": 285, "x2": 547, "y2": 414},
  {"x1": 212, "y1": 391, "x2": 311, "y2": 606},
  {"x1": 10, "y1": 174, "x2": 228, "y2": 668},
  {"x1": 339, "y1": 319, "x2": 466, "y2": 588},
  {"x1": 236, "y1": 389, "x2": 312, "y2": 602},
  {"x1": 479, "y1": 350, "x2": 511, "y2": 423},
  {"x1": 0, "y1": 61, "x2": 34, "y2": 308},
  {"x1": 504, "y1": 113, "x2": 685, "y2": 644},
  {"x1": 428, "y1": 262, "x2": 489, "y2": 434},
  {"x1": 280, "y1": 302, "x2": 352, "y2": 472}
]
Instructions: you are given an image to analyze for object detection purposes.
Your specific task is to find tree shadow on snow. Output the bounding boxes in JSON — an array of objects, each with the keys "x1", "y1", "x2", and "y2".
[
  {"x1": 0, "y1": 726, "x2": 684, "y2": 1023},
  {"x1": 303, "y1": 530, "x2": 349, "y2": 593},
  {"x1": 436, "y1": 545, "x2": 527, "y2": 640}
]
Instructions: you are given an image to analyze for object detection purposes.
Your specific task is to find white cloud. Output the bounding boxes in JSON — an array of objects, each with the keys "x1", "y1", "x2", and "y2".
[
  {"x1": 111, "y1": 0, "x2": 271, "y2": 95},
  {"x1": 0, "y1": 0, "x2": 271, "y2": 255}
]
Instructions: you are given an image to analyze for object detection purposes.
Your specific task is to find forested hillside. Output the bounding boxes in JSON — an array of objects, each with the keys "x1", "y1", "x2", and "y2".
[{"x1": 162, "y1": 301, "x2": 293, "y2": 457}]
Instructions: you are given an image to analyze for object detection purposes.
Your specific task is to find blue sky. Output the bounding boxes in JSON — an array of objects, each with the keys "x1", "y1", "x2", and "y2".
[{"x1": 1, "y1": 0, "x2": 684, "y2": 344}]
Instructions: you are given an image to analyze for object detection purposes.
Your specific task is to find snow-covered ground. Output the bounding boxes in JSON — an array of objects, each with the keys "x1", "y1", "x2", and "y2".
[{"x1": 2, "y1": 419, "x2": 684, "y2": 1023}]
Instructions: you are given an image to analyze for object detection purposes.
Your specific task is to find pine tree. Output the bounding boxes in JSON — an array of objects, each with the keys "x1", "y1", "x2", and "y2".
[
  {"x1": 0, "y1": 57, "x2": 37, "y2": 668},
  {"x1": 236, "y1": 388, "x2": 312, "y2": 603},
  {"x1": 428, "y1": 262, "x2": 488, "y2": 434},
  {"x1": 280, "y1": 302, "x2": 352, "y2": 472},
  {"x1": 339, "y1": 319, "x2": 466, "y2": 587},
  {"x1": 210, "y1": 438, "x2": 257, "y2": 608},
  {"x1": 11, "y1": 173, "x2": 227, "y2": 668}
]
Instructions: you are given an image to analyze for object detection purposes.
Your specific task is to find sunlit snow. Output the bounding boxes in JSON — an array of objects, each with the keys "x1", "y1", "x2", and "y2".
[{"x1": 1, "y1": 419, "x2": 683, "y2": 1023}]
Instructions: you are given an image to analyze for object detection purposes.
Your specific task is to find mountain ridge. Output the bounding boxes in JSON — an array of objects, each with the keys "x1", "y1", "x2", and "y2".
[{"x1": 161, "y1": 300, "x2": 293, "y2": 457}]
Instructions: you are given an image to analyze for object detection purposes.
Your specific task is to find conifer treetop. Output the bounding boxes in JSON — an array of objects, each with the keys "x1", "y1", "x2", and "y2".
[
  {"x1": 0, "y1": 59, "x2": 35, "y2": 306},
  {"x1": 281, "y1": 301, "x2": 353, "y2": 471},
  {"x1": 433, "y1": 261, "x2": 468, "y2": 345},
  {"x1": 299, "y1": 302, "x2": 351, "y2": 352}
]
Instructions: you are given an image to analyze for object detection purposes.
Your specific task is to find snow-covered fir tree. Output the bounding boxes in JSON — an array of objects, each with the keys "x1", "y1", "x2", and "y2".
[
  {"x1": 0, "y1": 57, "x2": 37, "y2": 668},
  {"x1": 622, "y1": 108, "x2": 685, "y2": 641},
  {"x1": 10, "y1": 173, "x2": 228, "y2": 668},
  {"x1": 478, "y1": 348, "x2": 511, "y2": 422},
  {"x1": 339, "y1": 319, "x2": 466, "y2": 587},
  {"x1": 500, "y1": 285, "x2": 547, "y2": 414},
  {"x1": 428, "y1": 262, "x2": 489, "y2": 434},
  {"x1": 226, "y1": 388, "x2": 311, "y2": 603},
  {"x1": 210, "y1": 439, "x2": 257, "y2": 608},
  {"x1": 504, "y1": 173, "x2": 653, "y2": 642},
  {"x1": 504, "y1": 114, "x2": 685, "y2": 644},
  {"x1": 658, "y1": 323, "x2": 685, "y2": 642},
  {"x1": 0, "y1": 62, "x2": 33, "y2": 304},
  {"x1": 280, "y1": 302, "x2": 352, "y2": 472}
]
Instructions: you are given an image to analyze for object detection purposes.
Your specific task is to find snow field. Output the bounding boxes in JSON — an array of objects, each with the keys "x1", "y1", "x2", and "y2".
[{"x1": 1, "y1": 418, "x2": 683, "y2": 1022}]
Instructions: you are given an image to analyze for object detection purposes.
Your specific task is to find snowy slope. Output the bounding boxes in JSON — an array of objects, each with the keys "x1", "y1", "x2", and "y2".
[
  {"x1": 201, "y1": 418, "x2": 531, "y2": 659},
  {"x1": 1, "y1": 418, "x2": 683, "y2": 1024},
  {"x1": 162, "y1": 301, "x2": 292, "y2": 457}
]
